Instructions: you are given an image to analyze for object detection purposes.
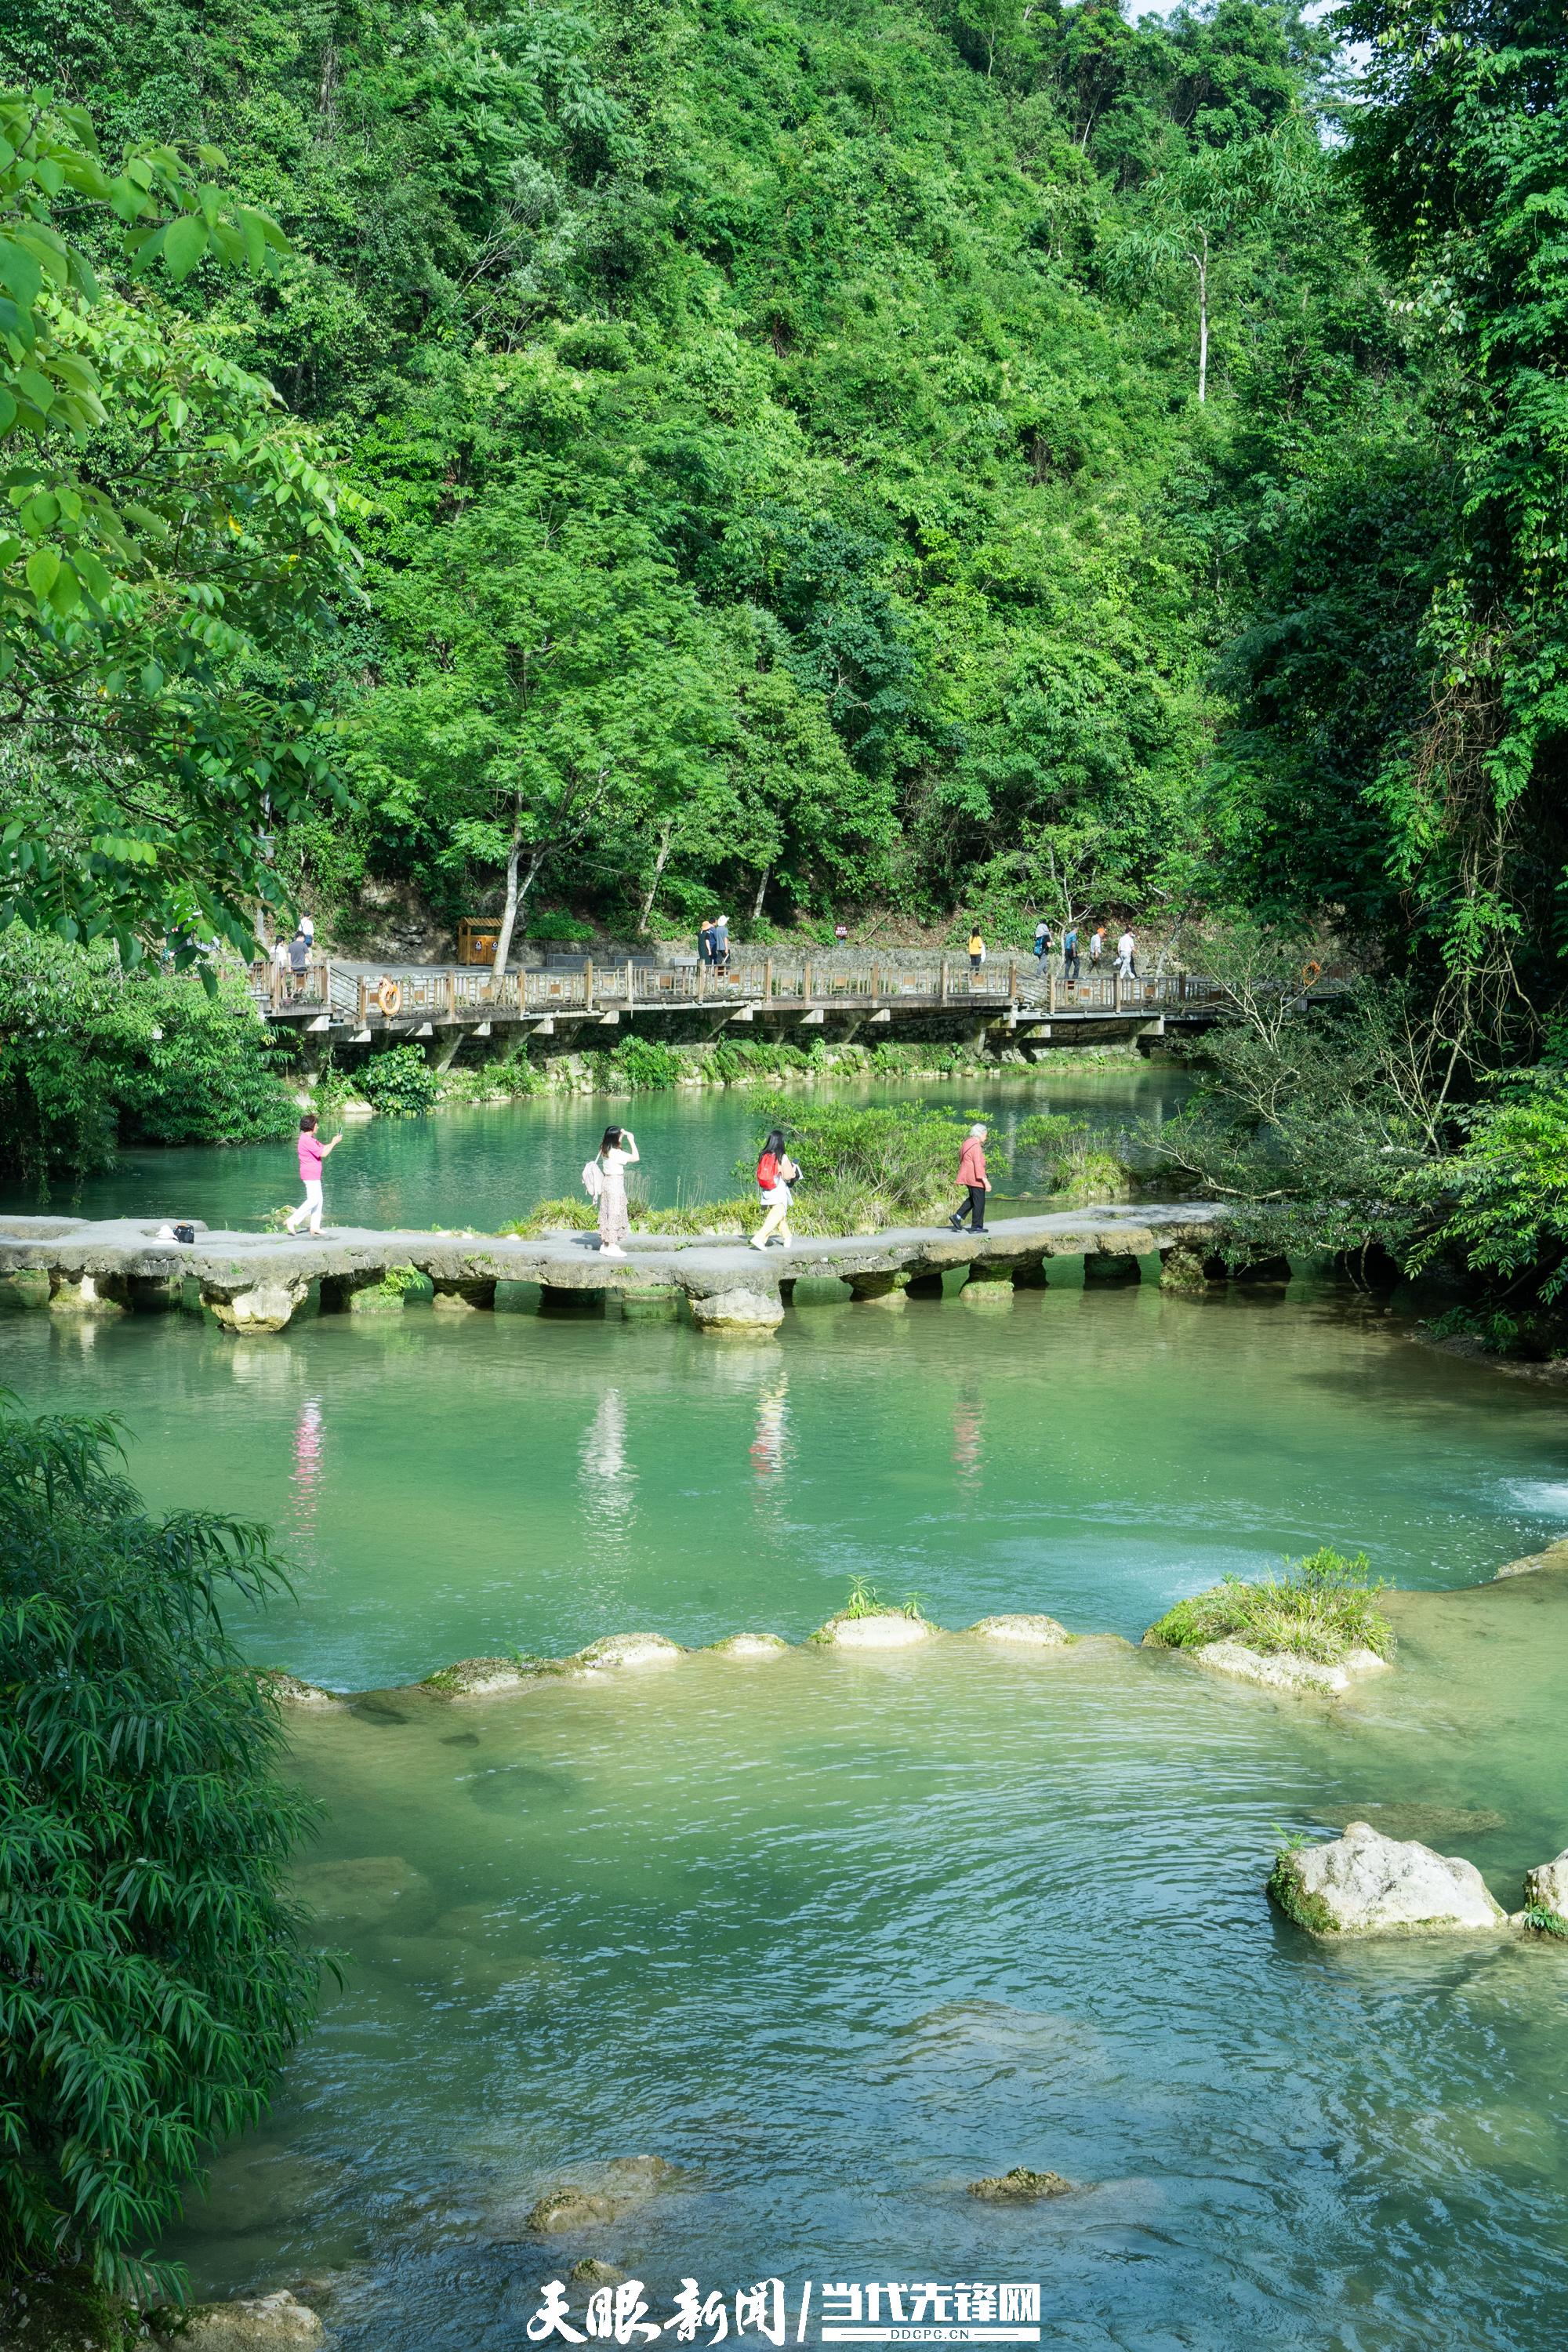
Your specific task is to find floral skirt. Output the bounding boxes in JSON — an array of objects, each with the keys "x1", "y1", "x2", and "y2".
[{"x1": 598, "y1": 1172, "x2": 630, "y2": 1247}]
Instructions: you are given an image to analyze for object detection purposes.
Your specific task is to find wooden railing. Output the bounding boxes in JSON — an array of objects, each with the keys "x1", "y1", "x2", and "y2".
[{"x1": 247, "y1": 956, "x2": 1223, "y2": 1023}]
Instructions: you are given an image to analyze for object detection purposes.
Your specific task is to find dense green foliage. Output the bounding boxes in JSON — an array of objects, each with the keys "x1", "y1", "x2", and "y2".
[
  {"x1": 0, "y1": 1399, "x2": 323, "y2": 2296},
  {"x1": 1145, "y1": 1547, "x2": 1393, "y2": 1664},
  {"x1": 0, "y1": 933, "x2": 294, "y2": 1191},
  {"x1": 0, "y1": 93, "x2": 358, "y2": 961},
  {"x1": 745, "y1": 1093, "x2": 1000, "y2": 1227},
  {"x1": 0, "y1": 0, "x2": 1372, "y2": 950},
  {"x1": 356, "y1": 1040, "x2": 439, "y2": 1116}
]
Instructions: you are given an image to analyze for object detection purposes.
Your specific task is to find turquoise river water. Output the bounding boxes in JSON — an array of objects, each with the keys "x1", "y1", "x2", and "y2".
[{"x1": 5, "y1": 1073, "x2": 1567, "y2": 2350}]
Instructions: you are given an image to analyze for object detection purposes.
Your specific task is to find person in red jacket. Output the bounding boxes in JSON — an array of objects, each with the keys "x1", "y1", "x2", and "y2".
[{"x1": 949, "y1": 1123, "x2": 990, "y2": 1233}]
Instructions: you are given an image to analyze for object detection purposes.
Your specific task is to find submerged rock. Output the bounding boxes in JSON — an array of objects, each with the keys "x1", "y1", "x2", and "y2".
[
  {"x1": 1521, "y1": 1849, "x2": 1568, "y2": 1931},
  {"x1": 163, "y1": 2290, "x2": 325, "y2": 2347},
  {"x1": 290, "y1": 1854, "x2": 430, "y2": 1932},
  {"x1": 524, "y1": 2155, "x2": 681, "y2": 2235},
  {"x1": 420, "y1": 1656, "x2": 555, "y2": 1697},
  {"x1": 815, "y1": 1610, "x2": 935, "y2": 1649},
  {"x1": 968, "y1": 2167, "x2": 1073, "y2": 2201},
  {"x1": 573, "y1": 1633, "x2": 684, "y2": 1671},
  {"x1": 707, "y1": 1632, "x2": 790, "y2": 1658},
  {"x1": 1192, "y1": 1642, "x2": 1390, "y2": 1696},
  {"x1": 1269, "y1": 1821, "x2": 1507, "y2": 1936},
  {"x1": 525, "y1": 2187, "x2": 621, "y2": 2234},
  {"x1": 569, "y1": 2260, "x2": 627, "y2": 2287},
  {"x1": 966, "y1": 1614, "x2": 1071, "y2": 1647}
]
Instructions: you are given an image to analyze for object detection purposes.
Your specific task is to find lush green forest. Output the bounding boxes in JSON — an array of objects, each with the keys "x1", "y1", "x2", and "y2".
[
  {"x1": 0, "y1": 0, "x2": 1495, "y2": 956},
  {"x1": 2, "y1": 0, "x2": 1567, "y2": 1333}
]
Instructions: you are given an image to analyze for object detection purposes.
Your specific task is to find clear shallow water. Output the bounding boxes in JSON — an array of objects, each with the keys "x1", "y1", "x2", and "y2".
[
  {"x1": 169, "y1": 1577, "x2": 1568, "y2": 2351},
  {"x1": 0, "y1": 1064, "x2": 1183, "y2": 1231},
  {"x1": 3, "y1": 1286, "x2": 1568, "y2": 1690}
]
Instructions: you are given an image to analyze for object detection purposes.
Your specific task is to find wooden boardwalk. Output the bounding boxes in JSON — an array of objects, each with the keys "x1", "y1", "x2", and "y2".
[
  {"x1": 0, "y1": 1204, "x2": 1237, "y2": 1335},
  {"x1": 249, "y1": 953, "x2": 1223, "y2": 1044}
]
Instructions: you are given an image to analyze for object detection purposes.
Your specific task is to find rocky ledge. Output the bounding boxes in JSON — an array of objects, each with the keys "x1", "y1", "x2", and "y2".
[
  {"x1": 156, "y1": 2291, "x2": 327, "y2": 2348},
  {"x1": 1269, "y1": 1821, "x2": 1506, "y2": 1936},
  {"x1": 811, "y1": 1609, "x2": 935, "y2": 1649},
  {"x1": 966, "y1": 1613, "x2": 1071, "y2": 1646},
  {"x1": 1192, "y1": 1642, "x2": 1391, "y2": 1697}
]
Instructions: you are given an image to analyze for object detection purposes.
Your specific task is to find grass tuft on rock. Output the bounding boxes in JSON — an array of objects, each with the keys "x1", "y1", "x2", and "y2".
[
  {"x1": 1144, "y1": 1548, "x2": 1392, "y2": 1665},
  {"x1": 1265, "y1": 1842, "x2": 1341, "y2": 1935}
]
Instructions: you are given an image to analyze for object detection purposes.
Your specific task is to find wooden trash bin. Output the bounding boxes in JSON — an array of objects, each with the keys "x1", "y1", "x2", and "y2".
[{"x1": 457, "y1": 918, "x2": 501, "y2": 967}]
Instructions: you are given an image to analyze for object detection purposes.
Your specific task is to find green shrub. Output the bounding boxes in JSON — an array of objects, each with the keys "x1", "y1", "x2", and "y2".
[
  {"x1": 357, "y1": 1044, "x2": 438, "y2": 1117},
  {"x1": 0, "y1": 932, "x2": 295, "y2": 1192},
  {"x1": 613, "y1": 1036, "x2": 683, "y2": 1091},
  {"x1": 1014, "y1": 1112, "x2": 1130, "y2": 1203},
  {"x1": 1145, "y1": 1548, "x2": 1393, "y2": 1665},
  {"x1": 739, "y1": 1095, "x2": 1005, "y2": 1230},
  {"x1": 526, "y1": 909, "x2": 596, "y2": 942},
  {"x1": 0, "y1": 1399, "x2": 325, "y2": 2298},
  {"x1": 500, "y1": 1197, "x2": 599, "y2": 1235}
]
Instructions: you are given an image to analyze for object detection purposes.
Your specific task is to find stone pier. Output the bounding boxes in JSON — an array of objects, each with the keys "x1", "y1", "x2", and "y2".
[{"x1": 0, "y1": 1204, "x2": 1232, "y2": 1339}]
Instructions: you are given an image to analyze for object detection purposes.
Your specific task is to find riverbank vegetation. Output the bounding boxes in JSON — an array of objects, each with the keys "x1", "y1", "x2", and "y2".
[
  {"x1": 0, "y1": 1399, "x2": 325, "y2": 2315},
  {"x1": 1145, "y1": 1548, "x2": 1393, "y2": 1665},
  {"x1": 0, "y1": 935, "x2": 295, "y2": 1192}
]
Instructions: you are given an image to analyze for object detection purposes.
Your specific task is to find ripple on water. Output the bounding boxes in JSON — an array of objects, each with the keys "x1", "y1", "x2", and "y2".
[{"x1": 153, "y1": 1601, "x2": 1568, "y2": 2351}]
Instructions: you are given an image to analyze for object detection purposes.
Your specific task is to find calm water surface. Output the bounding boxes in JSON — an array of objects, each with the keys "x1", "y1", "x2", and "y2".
[{"x1": 2, "y1": 1064, "x2": 1184, "y2": 1230}]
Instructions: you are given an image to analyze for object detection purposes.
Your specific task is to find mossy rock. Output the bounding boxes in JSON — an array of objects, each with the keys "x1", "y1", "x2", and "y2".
[
  {"x1": 1, "y1": 2275, "x2": 141, "y2": 2350},
  {"x1": 967, "y1": 2166, "x2": 1073, "y2": 2201},
  {"x1": 1267, "y1": 1849, "x2": 1341, "y2": 1936}
]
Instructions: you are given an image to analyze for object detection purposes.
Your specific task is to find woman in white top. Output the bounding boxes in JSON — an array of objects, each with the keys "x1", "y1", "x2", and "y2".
[{"x1": 596, "y1": 1124, "x2": 638, "y2": 1256}]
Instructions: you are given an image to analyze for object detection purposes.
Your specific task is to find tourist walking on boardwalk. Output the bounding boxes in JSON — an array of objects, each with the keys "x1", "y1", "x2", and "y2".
[
  {"x1": 1089, "y1": 924, "x2": 1105, "y2": 970},
  {"x1": 967, "y1": 924, "x2": 985, "y2": 977},
  {"x1": 1116, "y1": 927, "x2": 1137, "y2": 978},
  {"x1": 288, "y1": 927, "x2": 309, "y2": 999},
  {"x1": 285, "y1": 1112, "x2": 340, "y2": 1236},
  {"x1": 1033, "y1": 915, "x2": 1053, "y2": 969},
  {"x1": 713, "y1": 912, "x2": 731, "y2": 971},
  {"x1": 1062, "y1": 924, "x2": 1080, "y2": 984},
  {"x1": 948, "y1": 1123, "x2": 991, "y2": 1234},
  {"x1": 594, "y1": 1124, "x2": 638, "y2": 1257},
  {"x1": 698, "y1": 918, "x2": 716, "y2": 967},
  {"x1": 750, "y1": 1127, "x2": 800, "y2": 1250}
]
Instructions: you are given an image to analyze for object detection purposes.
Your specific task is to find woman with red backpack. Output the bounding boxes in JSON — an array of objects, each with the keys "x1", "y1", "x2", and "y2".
[{"x1": 750, "y1": 1127, "x2": 800, "y2": 1250}]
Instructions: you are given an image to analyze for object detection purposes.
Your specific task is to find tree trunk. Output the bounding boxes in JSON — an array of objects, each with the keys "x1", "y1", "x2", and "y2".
[
  {"x1": 492, "y1": 801, "x2": 525, "y2": 978},
  {"x1": 751, "y1": 865, "x2": 770, "y2": 923},
  {"x1": 637, "y1": 818, "x2": 674, "y2": 935},
  {"x1": 1196, "y1": 234, "x2": 1209, "y2": 405}
]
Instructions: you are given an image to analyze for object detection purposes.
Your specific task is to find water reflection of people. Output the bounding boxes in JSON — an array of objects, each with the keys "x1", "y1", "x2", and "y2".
[
  {"x1": 291, "y1": 1397, "x2": 325, "y2": 1534},
  {"x1": 750, "y1": 1376, "x2": 789, "y2": 1480},
  {"x1": 579, "y1": 1389, "x2": 636, "y2": 1530},
  {"x1": 952, "y1": 1389, "x2": 983, "y2": 1481}
]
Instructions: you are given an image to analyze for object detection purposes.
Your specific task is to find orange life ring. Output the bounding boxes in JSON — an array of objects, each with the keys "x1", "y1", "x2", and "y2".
[
  {"x1": 1301, "y1": 960, "x2": 1323, "y2": 989},
  {"x1": 376, "y1": 978, "x2": 402, "y2": 1017}
]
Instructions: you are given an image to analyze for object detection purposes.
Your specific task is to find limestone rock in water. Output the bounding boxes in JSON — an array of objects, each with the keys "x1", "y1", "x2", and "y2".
[
  {"x1": 525, "y1": 2156, "x2": 681, "y2": 2235},
  {"x1": 167, "y1": 2290, "x2": 325, "y2": 2347},
  {"x1": 1522, "y1": 1848, "x2": 1568, "y2": 1926},
  {"x1": 707, "y1": 1632, "x2": 790, "y2": 1658},
  {"x1": 817, "y1": 1610, "x2": 935, "y2": 1649},
  {"x1": 1270, "y1": 1821, "x2": 1507, "y2": 1936},
  {"x1": 526, "y1": 2187, "x2": 621, "y2": 2233},
  {"x1": 260, "y1": 1670, "x2": 347, "y2": 1710},
  {"x1": 1494, "y1": 1537, "x2": 1568, "y2": 1581},
  {"x1": 569, "y1": 2260, "x2": 627, "y2": 2286},
  {"x1": 573, "y1": 1633, "x2": 684, "y2": 1671},
  {"x1": 290, "y1": 1854, "x2": 430, "y2": 1931},
  {"x1": 968, "y1": 2167, "x2": 1073, "y2": 2201},
  {"x1": 686, "y1": 1285, "x2": 784, "y2": 1333},
  {"x1": 421, "y1": 1656, "x2": 544, "y2": 1697},
  {"x1": 967, "y1": 1614, "x2": 1071, "y2": 1646},
  {"x1": 1193, "y1": 1642, "x2": 1390, "y2": 1697}
]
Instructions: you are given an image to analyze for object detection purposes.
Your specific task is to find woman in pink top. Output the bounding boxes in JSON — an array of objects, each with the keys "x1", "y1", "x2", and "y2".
[
  {"x1": 948, "y1": 1123, "x2": 990, "y2": 1234},
  {"x1": 285, "y1": 1112, "x2": 341, "y2": 1235}
]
